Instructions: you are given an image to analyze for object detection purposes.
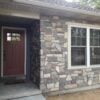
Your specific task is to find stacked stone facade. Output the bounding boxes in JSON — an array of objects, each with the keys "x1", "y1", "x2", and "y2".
[
  {"x1": 40, "y1": 16, "x2": 100, "y2": 94},
  {"x1": 30, "y1": 20, "x2": 40, "y2": 88}
]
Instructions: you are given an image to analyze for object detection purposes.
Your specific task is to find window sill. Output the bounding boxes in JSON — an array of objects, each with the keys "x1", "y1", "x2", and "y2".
[
  {"x1": 68, "y1": 65, "x2": 100, "y2": 70},
  {"x1": 68, "y1": 66, "x2": 87, "y2": 70}
]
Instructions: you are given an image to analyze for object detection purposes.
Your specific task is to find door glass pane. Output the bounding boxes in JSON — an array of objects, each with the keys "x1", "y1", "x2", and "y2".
[
  {"x1": 7, "y1": 33, "x2": 11, "y2": 36},
  {"x1": 16, "y1": 37, "x2": 20, "y2": 41},
  {"x1": 6, "y1": 33, "x2": 21, "y2": 42},
  {"x1": 7, "y1": 37, "x2": 11, "y2": 41},
  {"x1": 12, "y1": 33, "x2": 16, "y2": 36},
  {"x1": 7, "y1": 33, "x2": 11, "y2": 41},
  {"x1": 12, "y1": 37, "x2": 16, "y2": 41}
]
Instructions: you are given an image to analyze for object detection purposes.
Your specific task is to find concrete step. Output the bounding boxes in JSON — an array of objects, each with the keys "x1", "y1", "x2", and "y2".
[
  {"x1": 12, "y1": 94, "x2": 46, "y2": 100},
  {"x1": 0, "y1": 83, "x2": 42, "y2": 100}
]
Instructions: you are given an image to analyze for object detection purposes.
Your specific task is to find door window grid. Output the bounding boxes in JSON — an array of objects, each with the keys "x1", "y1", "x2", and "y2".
[{"x1": 7, "y1": 33, "x2": 21, "y2": 42}]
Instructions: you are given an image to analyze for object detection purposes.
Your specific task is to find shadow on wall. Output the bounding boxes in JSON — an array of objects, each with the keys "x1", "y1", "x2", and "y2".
[{"x1": 30, "y1": 20, "x2": 41, "y2": 88}]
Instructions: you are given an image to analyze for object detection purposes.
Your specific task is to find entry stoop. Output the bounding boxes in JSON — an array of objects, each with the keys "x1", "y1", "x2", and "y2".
[
  {"x1": 0, "y1": 82, "x2": 46, "y2": 100},
  {"x1": 12, "y1": 94, "x2": 46, "y2": 100}
]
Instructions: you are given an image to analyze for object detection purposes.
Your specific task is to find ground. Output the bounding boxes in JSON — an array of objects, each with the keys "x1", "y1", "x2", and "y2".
[{"x1": 47, "y1": 89, "x2": 100, "y2": 100}]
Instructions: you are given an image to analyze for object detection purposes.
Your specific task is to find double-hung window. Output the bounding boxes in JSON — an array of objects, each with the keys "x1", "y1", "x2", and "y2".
[{"x1": 68, "y1": 24, "x2": 100, "y2": 69}]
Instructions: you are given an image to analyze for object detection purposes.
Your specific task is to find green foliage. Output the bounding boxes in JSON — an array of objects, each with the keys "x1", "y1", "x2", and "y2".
[{"x1": 80, "y1": 0, "x2": 100, "y2": 8}]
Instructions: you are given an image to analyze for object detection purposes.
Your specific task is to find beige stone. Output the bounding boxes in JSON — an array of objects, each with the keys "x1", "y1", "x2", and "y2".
[
  {"x1": 44, "y1": 35, "x2": 52, "y2": 41},
  {"x1": 57, "y1": 57, "x2": 64, "y2": 62},
  {"x1": 56, "y1": 28, "x2": 63, "y2": 32},
  {"x1": 71, "y1": 73, "x2": 78, "y2": 77},
  {"x1": 56, "y1": 66, "x2": 60, "y2": 73},
  {"x1": 41, "y1": 71, "x2": 44, "y2": 78},
  {"x1": 65, "y1": 84, "x2": 77, "y2": 89},
  {"x1": 40, "y1": 49, "x2": 43, "y2": 55},
  {"x1": 64, "y1": 32, "x2": 68, "y2": 39},
  {"x1": 47, "y1": 83, "x2": 55, "y2": 89},
  {"x1": 44, "y1": 74, "x2": 50, "y2": 78},
  {"x1": 66, "y1": 75, "x2": 72, "y2": 81},
  {"x1": 45, "y1": 42, "x2": 52, "y2": 47},
  {"x1": 74, "y1": 70, "x2": 82, "y2": 74},
  {"x1": 59, "y1": 75, "x2": 66, "y2": 78},
  {"x1": 99, "y1": 74, "x2": 100, "y2": 81},
  {"x1": 55, "y1": 82, "x2": 59, "y2": 88},
  {"x1": 52, "y1": 23, "x2": 56, "y2": 27},
  {"x1": 52, "y1": 16, "x2": 59, "y2": 20},
  {"x1": 50, "y1": 87, "x2": 59, "y2": 91},
  {"x1": 86, "y1": 68, "x2": 92, "y2": 72},
  {"x1": 56, "y1": 22, "x2": 62, "y2": 27},
  {"x1": 64, "y1": 43, "x2": 67, "y2": 47},
  {"x1": 88, "y1": 80, "x2": 93, "y2": 86},
  {"x1": 63, "y1": 52, "x2": 67, "y2": 57}
]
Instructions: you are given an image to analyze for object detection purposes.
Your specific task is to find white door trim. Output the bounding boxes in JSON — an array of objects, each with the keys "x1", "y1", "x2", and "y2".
[{"x1": 1, "y1": 26, "x2": 27, "y2": 77}]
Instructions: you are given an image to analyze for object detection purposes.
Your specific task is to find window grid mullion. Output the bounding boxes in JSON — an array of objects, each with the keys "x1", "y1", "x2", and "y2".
[{"x1": 87, "y1": 27, "x2": 90, "y2": 67}]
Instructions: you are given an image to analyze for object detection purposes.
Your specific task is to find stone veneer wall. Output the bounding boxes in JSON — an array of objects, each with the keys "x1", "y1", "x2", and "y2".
[
  {"x1": 40, "y1": 16, "x2": 100, "y2": 94},
  {"x1": 30, "y1": 20, "x2": 40, "y2": 88}
]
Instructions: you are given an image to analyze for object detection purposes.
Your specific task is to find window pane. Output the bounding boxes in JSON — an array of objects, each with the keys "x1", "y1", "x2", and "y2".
[
  {"x1": 7, "y1": 33, "x2": 11, "y2": 42},
  {"x1": 6, "y1": 32, "x2": 21, "y2": 42},
  {"x1": 77, "y1": 37, "x2": 81, "y2": 45},
  {"x1": 7, "y1": 37, "x2": 11, "y2": 41},
  {"x1": 90, "y1": 29, "x2": 100, "y2": 46},
  {"x1": 90, "y1": 47, "x2": 100, "y2": 65},
  {"x1": 71, "y1": 37, "x2": 76, "y2": 45},
  {"x1": 71, "y1": 47, "x2": 86, "y2": 66},
  {"x1": 71, "y1": 27, "x2": 86, "y2": 46},
  {"x1": 90, "y1": 37, "x2": 93, "y2": 46},
  {"x1": 82, "y1": 38, "x2": 86, "y2": 45},
  {"x1": 7, "y1": 33, "x2": 11, "y2": 36}
]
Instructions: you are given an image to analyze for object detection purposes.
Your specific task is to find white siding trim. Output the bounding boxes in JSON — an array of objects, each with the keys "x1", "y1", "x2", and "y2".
[
  {"x1": 87, "y1": 27, "x2": 90, "y2": 68},
  {"x1": 68, "y1": 25, "x2": 71, "y2": 69}
]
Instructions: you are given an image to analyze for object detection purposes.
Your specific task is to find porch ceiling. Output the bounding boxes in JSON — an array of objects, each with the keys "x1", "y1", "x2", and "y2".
[
  {"x1": 0, "y1": 15, "x2": 35, "y2": 25},
  {"x1": 0, "y1": 0, "x2": 100, "y2": 23}
]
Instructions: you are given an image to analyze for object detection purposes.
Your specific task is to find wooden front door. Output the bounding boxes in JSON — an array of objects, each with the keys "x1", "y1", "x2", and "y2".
[{"x1": 3, "y1": 27, "x2": 25, "y2": 76}]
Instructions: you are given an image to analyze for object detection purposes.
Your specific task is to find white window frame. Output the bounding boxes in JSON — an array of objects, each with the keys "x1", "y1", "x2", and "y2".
[{"x1": 68, "y1": 22, "x2": 100, "y2": 69}]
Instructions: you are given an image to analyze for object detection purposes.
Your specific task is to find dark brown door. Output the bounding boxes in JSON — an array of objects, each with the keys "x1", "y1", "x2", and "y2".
[{"x1": 3, "y1": 28, "x2": 25, "y2": 76}]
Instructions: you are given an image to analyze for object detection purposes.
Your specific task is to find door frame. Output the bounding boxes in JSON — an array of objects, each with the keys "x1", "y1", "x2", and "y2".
[{"x1": 1, "y1": 26, "x2": 27, "y2": 77}]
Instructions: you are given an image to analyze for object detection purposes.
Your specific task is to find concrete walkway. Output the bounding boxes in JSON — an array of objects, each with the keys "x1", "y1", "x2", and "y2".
[
  {"x1": 0, "y1": 82, "x2": 42, "y2": 100},
  {"x1": 47, "y1": 89, "x2": 100, "y2": 100},
  {"x1": 12, "y1": 95, "x2": 45, "y2": 100}
]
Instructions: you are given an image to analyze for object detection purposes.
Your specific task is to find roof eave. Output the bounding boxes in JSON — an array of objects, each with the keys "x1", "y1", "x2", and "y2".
[{"x1": 14, "y1": 0, "x2": 100, "y2": 18}]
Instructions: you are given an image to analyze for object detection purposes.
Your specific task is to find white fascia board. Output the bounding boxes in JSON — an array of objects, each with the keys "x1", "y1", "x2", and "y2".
[{"x1": 0, "y1": 8, "x2": 40, "y2": 19}]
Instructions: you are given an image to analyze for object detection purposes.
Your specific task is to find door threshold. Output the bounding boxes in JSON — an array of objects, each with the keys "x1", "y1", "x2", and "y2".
[
  {"x1": 2, "y1": 76, "x2": 26, "y2": 85},
  {"x1": 3, "y1": 75, "x2": 26, "y2": 79}
]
